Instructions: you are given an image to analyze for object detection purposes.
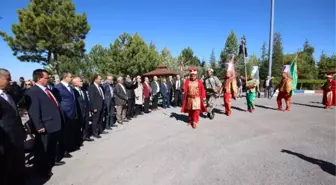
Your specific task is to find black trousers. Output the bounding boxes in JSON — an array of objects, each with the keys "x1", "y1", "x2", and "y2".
[
  {"x1": 127, "y1": 98, "x2": 135, "y2": 119},
  {"x1": 63, "y1": 117, "x2": 77, "y2": 152},
  {"x1": 81, "y1": 115, "x2": 90, "y2": 139},
  {"x1": 35, "y1": 131, "x2": 60, "y2": 174},
  {"x1": 174, "y1": 90, "x2": 183, "y2": 107},
  {"x1": 152, "y1": 94, "x2": 158, "y2": 109},
  {"x1": 144, "y1": 98, "x2": 150, "y2": 113},
  {"x1": 105, "y1": 101, "x2": 115, "y2": 128},
  {"x1": 135, "y1": 104, "x2": 143, "y2": 116},
  {"x1": 92, "y1": 109, "x2": 103, "y2": 136},
  {"x1": 0, "y1": 141, "x2": 25, "y2": 185}
]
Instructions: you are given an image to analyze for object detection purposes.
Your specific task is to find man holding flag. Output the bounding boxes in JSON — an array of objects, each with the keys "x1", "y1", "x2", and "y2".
[
  {"x1": 277, "y1": 58, "x2": 297, "y2": 111},
  {"x1": 245, "y1": 66, "x2": 259, "y2": 112}
]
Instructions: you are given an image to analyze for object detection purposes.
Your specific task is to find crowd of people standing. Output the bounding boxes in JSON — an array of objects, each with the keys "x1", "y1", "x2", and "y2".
[{"x1": 0, "y1": 67, "x2": 187, "y2": 185}]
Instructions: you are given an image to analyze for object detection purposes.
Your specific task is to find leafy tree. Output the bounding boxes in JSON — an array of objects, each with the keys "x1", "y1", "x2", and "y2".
[
  {"x1": 318, "y1": 53, "x2": 336, "y2": 78},
  {"x1": 260, "y1": 41, "x2": 268, "y2": 62},
  {"x1": 209, "y1": 49, "x2": 217, "y2": 69},
  {"x1": 86, "y1": 44, "x2": 109, "y2": 77},
  {"x1": 220, "y1": 30, "x2": 238, "y2": 66},
  {"x1": 0, "y1": 0, "x2": 90, "y2": 82},
  {"x1": 161, "y1": 47, "x2": 179, "y2": 73},
  {"x1": 272, "y1": 32, "x2": 284, "y2": 78},
  {"x1": 178, "y1": 47, "x2": 199, "y2": 66}
]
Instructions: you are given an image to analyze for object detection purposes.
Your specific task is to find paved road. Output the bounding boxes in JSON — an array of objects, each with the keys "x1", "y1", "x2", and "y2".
[{"x1": 28, "y1": 95, "x2": 335, "y2": 185}]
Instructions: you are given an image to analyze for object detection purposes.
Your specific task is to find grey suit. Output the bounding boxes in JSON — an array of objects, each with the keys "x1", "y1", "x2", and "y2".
[
  {"x1": 114, "y1": 83, "x2": 127, "y2": 123},
  {"x1": 150, "y1": 81, "x2": 160, "y2": 109}
]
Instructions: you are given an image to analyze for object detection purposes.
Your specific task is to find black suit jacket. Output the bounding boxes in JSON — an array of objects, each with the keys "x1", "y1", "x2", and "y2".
[
  {"x1": 25, "y1": 85, "x2": 62, "y2": 133},
  {"x1": 0, "y1": 96, "x2": 25, "y2": 149},
  {"x1": 167, "y1": 80, "x2": 174, "y2": 93},
  {"x1": 74, "y1": 88, "x2": 89, "y2": 120},
  {"x1": 114, "y1": 83, "x2": 128, "y2": 106},
  {"x1": 88, "y1": 84, "x2": 104, "y2": 113}
]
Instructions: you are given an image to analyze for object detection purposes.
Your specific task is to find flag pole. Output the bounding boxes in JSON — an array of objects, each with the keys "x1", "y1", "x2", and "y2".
[{"x1": 268, "y1": 0, "x2": 275, "y2": 78}]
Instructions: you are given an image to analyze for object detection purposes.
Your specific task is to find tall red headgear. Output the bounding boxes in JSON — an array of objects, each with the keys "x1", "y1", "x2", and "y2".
[
  {"x1": 189, "y1": 67, "x2": 198, "y2": 75},
  {"x1": 325, "y1": 72, "x2": 333, "y2": 78}
]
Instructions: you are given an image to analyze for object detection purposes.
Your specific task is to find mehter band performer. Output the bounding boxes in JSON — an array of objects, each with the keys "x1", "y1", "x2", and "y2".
[
  {"x1": 223, "y1": 71, "x2": 238, "y2": 116},
  {"x1": 322, "y1": 73, "x2": 334, "y2": 109},
  {"x1": 277, "y1": 72, "x2": 293, "y2": 111},
  {"x1": 181, "y1": 67, "x2": 207, "y2": 129}
]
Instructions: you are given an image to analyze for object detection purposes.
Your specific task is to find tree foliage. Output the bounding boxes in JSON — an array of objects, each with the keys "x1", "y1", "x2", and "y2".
[
  {"x1": 178, "y1": 47, "x2": 199, "y2": 66},
  {"x1": 271, "y1": 32, "x2": 284, "y2": 77},
  {"x1": 210, "y1": 49, "x2": 217, "y2": 69},
  {"x1": 220, "y1": 30, "x2": 238, "y2": 66},
  {"x1": 0, "y1": 0, "x2": 90, "y2": 81}
]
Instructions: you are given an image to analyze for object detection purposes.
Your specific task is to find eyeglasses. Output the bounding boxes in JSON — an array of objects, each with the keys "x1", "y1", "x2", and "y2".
[{"x1": 25, "y1": 83, "x2": 32, "y2": 86}]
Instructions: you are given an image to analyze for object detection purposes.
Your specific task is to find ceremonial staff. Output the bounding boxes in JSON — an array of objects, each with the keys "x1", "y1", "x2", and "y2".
[{"x1": 239, "y1": 36, "x2": 248, "y2": 81}]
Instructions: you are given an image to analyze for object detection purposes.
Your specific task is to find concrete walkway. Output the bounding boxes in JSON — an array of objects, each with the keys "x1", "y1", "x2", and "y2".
[{"x1": 27, "y1": 95, "x2": 335, "y2": 185}]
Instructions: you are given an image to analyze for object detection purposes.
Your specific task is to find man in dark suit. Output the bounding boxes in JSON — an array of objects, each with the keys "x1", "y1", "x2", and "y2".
[
  {"x1": 124, "y1": 75, "x2": 137, "y2": 120},
  {"x1": 54, "y1": 71, "x2": 78, "y2": 156},
  {"x1": 114, "y1": 76, "x2": 128, "y2": 124},
  {"x1": 150, "y1": 76, "x2": 160, "y2": 110},
  {"x1": 0, "y1": 68, "x2": 26, "y2": 185},
  {"x1": 88, "y1": 74, "x2": 106, "y2": 139},
  {"x1": 25, "y1": 69, "x2": 63, "y2": 177},
  {"x1": 102, "y1": 76, "x2": 115, "y2": 129},
  {"x1": 72, "y1": 77, "x2": 93, "y2": 142},
  {"x1": 160, "y1": 78, "x2": 169, "y2": 108},
  {"x1": 174, "y1": 75, "x2": 184, "y2": 107},
  {"x1": 167, "y1": 76, "x2": 174, "y2": 107}
]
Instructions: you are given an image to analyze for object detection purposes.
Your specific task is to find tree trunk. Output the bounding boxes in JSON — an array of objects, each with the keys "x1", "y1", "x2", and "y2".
[{"x1": 51, "y1": 52, "x2": 60, "y2": 84}]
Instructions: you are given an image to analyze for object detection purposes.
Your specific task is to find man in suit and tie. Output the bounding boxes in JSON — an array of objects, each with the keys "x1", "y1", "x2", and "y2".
[
  {"x1": 54, "y1": 71, "x2": 77, "y2": 156},
  {"x1": 25, "y1": 69, "x2": 63, "y2": 177},
  {"x1": 114, "y1": 76, "x2": 128, "y2": 124},
  {"x1": 160, "y1": 78, "x2": 169, "y2": 108},
  {"x1": 0, "y1": 68, "x2": 26, "y2": 184},
  {"x1": 150, "y1": 76, "x2": 160, "y2": 110},
  {"x1": 174, "y1": 75, "x2": 184, "y2": 107},
  {"x1": 88, "y1": 74, "x2": 106, "y2": 139},
  {"x1": 72, "y1": 77, "x2": 93, "y2": 142},
  {"x1": 167, "y1": 76, "x2": 174, "y2": 107},
  {"x1": 102, "y1": 76, "x2": 115, "y2": 129}
]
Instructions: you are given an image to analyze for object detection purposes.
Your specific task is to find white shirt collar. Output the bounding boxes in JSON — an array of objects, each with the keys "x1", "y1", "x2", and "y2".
[
  {"x1": 61, "y1": 81, "x2": 70, "y2": 87},
  {"x1": 36, "y1": 83, "x2": 47, "y2": 91}
]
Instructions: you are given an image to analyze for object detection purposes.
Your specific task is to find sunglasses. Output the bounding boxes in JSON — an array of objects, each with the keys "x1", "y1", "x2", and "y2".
[{"x1": 25, "y1": 83, "x2": 32, "y2": 86}]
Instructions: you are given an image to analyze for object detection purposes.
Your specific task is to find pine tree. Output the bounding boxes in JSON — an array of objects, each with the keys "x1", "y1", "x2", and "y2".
[
  {"x1": 272, "y1": 32, "x2": 284, "y2": 78},
  {"x1": 220, "y1": 30, "x2": 238, "y2": 66},
  {"x1": 0, "y1": 0, "x2": 90, "y2": 82},
  {"x1": 209, "y1": 49, "x2": 217, "y2": 69},
  {"x1": 259, "y1": 41, "x2": 269, "y2": 79}
]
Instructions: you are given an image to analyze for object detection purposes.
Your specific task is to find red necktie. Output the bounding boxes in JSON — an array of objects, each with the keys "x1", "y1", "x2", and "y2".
[{"x1": 45, "y1": 88, "x2": 59, "y2": 107}]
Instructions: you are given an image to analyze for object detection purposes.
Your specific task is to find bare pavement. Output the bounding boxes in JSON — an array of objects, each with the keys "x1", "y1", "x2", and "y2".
[{"x1": 27, "y1": 95, "x2": 335, "y2": 185}]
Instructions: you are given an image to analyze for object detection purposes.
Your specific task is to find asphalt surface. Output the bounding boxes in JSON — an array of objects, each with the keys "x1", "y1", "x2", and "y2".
[{"x1": 27, "y1": 95, "x2": 336, "y2": 185}]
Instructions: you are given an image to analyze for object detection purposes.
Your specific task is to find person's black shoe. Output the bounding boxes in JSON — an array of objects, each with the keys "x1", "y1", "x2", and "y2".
[
  {"x1": 106, "y1": 127, "x2": 112, "y2": 130},
  {"x1": 64, "y1": 153, "x2": 72, "y2": 158},
  {"x1": 84, "y1": 138, "x2": 94, "y2": 142},
  {"x1": 55, "y1": 161, "x2": 65, "y2": 166},
  {"x1": 101, "y1": 131, "x2": 108, "y2": 134},
  {"x1": 93, "y1": 135, "x2": 102, "y2": 139}
]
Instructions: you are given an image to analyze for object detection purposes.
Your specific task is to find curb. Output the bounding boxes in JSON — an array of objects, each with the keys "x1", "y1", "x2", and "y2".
[{"x1": 270, "y1": 90, "x2": 323, "y2": 96}]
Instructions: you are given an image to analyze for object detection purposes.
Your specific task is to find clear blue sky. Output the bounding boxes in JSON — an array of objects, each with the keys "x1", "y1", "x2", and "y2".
[{"x1": 0, "y1": 0, "x2": 335, "y2": 80}]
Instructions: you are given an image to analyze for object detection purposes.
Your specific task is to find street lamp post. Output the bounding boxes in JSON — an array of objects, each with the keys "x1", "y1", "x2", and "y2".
[{"x1": 268, "y1": 0, "x2": 275, "y2": 78}]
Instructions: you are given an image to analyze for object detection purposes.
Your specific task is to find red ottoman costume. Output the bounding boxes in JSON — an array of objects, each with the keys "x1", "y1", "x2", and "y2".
[{"x1": 181, "y1": 67, "x2": 207, "y2": 129}]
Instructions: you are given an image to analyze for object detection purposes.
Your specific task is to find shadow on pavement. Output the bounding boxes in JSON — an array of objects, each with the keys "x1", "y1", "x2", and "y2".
[
  {"x1": 170, "y1": 112, "x2": 188, "y2": 123},
  {"x1": 255, "y1": 104, "x2": 278, "y2": 110},
  {"x1": 292, "y1": 102, "x2": 325, "y2": 109},
  {"x1": 231, "y1": 106, "x2": 246, "y2": 112},
  {"x1": 281, "y1": 149, "x2": 336, "y2": 176},
  {"x1": 213, "y1": 108, "x2": 225, "y2": 114},
  {"x1": 309, "y1": 101, "x2": 322, "y2": 104}
]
